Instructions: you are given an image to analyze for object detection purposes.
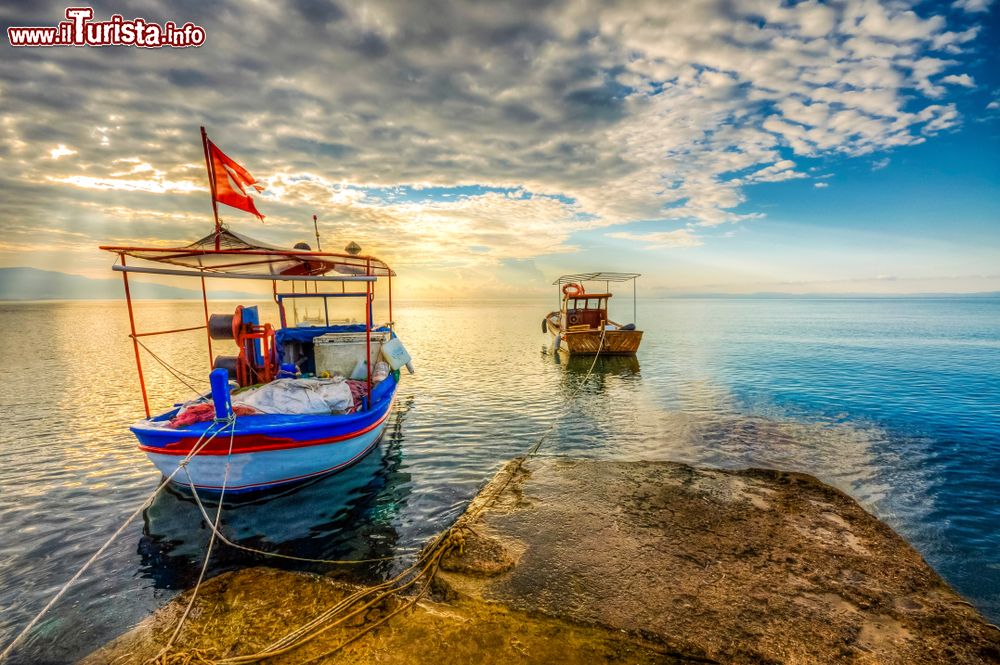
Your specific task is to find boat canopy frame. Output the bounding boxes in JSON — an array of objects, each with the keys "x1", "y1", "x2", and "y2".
[
  {"x1": 100, "y1": 230, "x2": 395, "y2": 420},
  {"x1": 552, "y1": 272, "x2": 641, "y2": 325}
]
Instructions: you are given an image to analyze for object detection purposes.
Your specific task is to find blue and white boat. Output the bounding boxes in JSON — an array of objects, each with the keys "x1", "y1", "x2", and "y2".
[{"x1": 101, "y1": 227, "x2": 409, "y2": 493}]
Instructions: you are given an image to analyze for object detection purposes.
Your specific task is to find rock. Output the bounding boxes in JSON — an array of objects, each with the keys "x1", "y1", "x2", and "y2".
[
  {"x1": 439, "y1": 458, "x2": 1000, "y2": 664},
  {"x1": 84, "y1": 459, "x2": 1000, "y2": 664}
]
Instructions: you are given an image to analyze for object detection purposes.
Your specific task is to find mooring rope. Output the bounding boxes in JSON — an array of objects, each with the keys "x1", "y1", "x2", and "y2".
[
  {"x1": 0, "y1": 420, "x2": 233, "y2": 664},
  {"x1": 182, "y1": 477, "x2": 420, "y2": 566},
  {"x1": 150, "y1": 418, "x2": 238, "y2": 665},
  {"x1": 463, "y1": 326, "x2": 608, "y2": 525}
]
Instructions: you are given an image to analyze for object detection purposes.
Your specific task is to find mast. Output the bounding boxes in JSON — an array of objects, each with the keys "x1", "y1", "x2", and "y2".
[
  {"x1": 200, "y1": 126, "x2": 221, "y2": 250},
  {"x1": 312, "y1": 214, "x2": 322, "y2": 251}
]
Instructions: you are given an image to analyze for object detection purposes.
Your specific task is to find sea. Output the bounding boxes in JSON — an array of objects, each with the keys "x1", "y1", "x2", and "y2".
[{"x1": 1, "y1": 297, "x2": 998, "y2": 662}]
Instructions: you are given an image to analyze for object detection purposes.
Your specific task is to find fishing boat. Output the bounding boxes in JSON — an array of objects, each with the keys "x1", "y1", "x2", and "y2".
[
  {"x1": 544, "y1": 272, "x2": 643, "y2": 356},
  {"x1": 99, "y1": 128, "x2": 410, "y2": 493}
]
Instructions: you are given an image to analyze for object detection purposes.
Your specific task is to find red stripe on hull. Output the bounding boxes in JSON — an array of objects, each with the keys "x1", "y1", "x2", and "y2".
[{"x1": 139, "y1": 399, "x2": 395, "y2": 456}]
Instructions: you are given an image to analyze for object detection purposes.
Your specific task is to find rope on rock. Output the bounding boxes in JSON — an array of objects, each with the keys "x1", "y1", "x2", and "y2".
[{"x1": 0, "y1": 420, "x2": 233, "y2": 664}]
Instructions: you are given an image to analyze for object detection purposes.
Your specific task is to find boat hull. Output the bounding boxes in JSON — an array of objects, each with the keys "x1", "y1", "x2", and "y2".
[
  {"x1": 132, "y1": 377, "x2": 398, "y2": 493},
  {"x1": 545, "y1": 316, "x2": 642, "y2": 355}
]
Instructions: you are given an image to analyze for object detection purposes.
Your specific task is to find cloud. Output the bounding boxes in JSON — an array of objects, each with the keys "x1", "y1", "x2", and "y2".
[
  {"x1": 0, "y1": 0, "x2": 988, "y2": 279},
  {"x1": 953, "y1": 0, "x2": 994, "y2": 12},
  {"x1": 606, "y1": 229, "x2": 703, "y2": 249},
  {"x1": 871, "y1": 157, "x2": 891, "y2": 171},
  {"x1": 49, "y1": 145, "x2": 77, "y2": 160},
  {"x1": 814, "y1": 182, "x2": 829, "y2": 188},
  {"x1": 940, "y1": 74, "x2": 976, "y2": 88}
]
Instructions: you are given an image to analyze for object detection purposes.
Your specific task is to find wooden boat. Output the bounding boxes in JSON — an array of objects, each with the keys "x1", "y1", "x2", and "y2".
[
  {"x1": 544, "y1": 272, "x2": 643, "y2": 356},
  {"x1": 100, "y1": 228, "x2": 409, "y2": 493},
  {"x1": 97, "y1": 130, "x2": 416, "y2": 494}
]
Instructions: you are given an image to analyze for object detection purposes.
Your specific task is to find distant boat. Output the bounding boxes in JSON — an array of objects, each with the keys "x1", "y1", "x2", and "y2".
[{"x1": 543, "y1": 272, "x2": 643, "y2": 355}]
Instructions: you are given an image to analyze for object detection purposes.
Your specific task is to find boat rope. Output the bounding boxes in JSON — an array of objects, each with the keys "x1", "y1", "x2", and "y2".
[
  {"x1": 132, "y1": 336, "x2": 211, "y2": 396},
  {"x1": 150, "y1": 418, "x2": 238, "y2": 665},
  {"x1": 530, "y1": 326, "x2": 606, "y2": 456},
  {"x1": 0, "y1": 420, "x2": 234, "y2": 664},
  {"x1": 463, "y1": 326, "x2": 608, "y2": 525},
  {"x1": 182, "y1": 476, "x2": 420, "y2": 565},
  {"x1": 152, "y1": 327, "x2": 611, "y2": 664}
]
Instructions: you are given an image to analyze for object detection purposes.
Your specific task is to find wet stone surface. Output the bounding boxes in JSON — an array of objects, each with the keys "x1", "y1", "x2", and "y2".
[{"x1": 86, "y1": 458, "x2": 1000, "y2": 664}]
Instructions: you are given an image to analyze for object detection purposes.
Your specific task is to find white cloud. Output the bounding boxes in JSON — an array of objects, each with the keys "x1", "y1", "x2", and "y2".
[
  {"x1": 607, "y1": 229, "x2": 703, "y2": 249},
  {"x1": 814, "y1": 182, "x2": 829, "y2": 188},
  {"x1": 941, "y1": 74, "x2": 976, "y2": 88},
  {"x1": 0, "y1": 0, "x2": 987, "y2": 271},
  {"x1": 47, "y1": 175, "x2": 203, "y2": 194},
  {"x1": 953, "y1": 0, "x2": 994, "y2": 12},
  {"x1": 871, "y1": 157, "x2": 891, "y2": 171},
  {"x1": 49, "y1": 145, "x2": 77, "y2": 160}
]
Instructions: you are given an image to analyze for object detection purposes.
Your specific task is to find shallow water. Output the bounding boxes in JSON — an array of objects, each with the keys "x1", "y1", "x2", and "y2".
[{"x1": 1, "y1": 297, "x2": 998, "y2": 662}]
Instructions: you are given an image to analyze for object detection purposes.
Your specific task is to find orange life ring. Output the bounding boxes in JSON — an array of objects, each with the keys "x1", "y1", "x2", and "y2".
[{"x1": 562, "y1": 283, "x2": 584, "y2": 297}]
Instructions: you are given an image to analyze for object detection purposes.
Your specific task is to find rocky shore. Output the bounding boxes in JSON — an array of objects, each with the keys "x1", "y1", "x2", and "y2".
[{"x1": 85, "y1": 458, "x2": 1000, "y2": 664}]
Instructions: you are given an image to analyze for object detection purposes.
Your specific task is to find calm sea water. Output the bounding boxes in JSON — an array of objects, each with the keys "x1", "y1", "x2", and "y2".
[{"x1": 1, "y1": 297, "x2": 998, "y2": 662}]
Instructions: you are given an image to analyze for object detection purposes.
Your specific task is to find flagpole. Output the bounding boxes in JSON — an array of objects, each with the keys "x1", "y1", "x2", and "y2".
[{"x1": 200, "y1": 126, "x2": 221, "y2": 250}]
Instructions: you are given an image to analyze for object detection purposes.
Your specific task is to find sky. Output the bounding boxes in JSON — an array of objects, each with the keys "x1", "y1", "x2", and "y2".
[{"x1": 0, "y1": 0, "x2": 998, "y2": 298}]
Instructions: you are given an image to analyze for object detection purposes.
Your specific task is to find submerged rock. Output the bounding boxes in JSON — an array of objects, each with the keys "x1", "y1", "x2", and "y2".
[{"x1": 85, "y1": 459, "x2": 1000, "y2": 664}]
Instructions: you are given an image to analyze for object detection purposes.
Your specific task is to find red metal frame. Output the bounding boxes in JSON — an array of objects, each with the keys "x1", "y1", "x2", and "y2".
[
  {"x1": 365, "y1": 258, "x2": 373, "y2": 400},
  {"x1": 200, "y1": 275, "x2": 213, "y2": 368},
  {"x1": 97, "y1": 245, "x2": 395, "y2": 276},
  {"x1": 111, "y1": 242, "x2": 394, "y2": 418},
  {"x1": 120, "y1": 253, "x2": 151, "y2": 418}
]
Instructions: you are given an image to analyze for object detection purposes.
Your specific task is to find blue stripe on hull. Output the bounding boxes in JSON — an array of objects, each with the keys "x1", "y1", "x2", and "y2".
[
  {"x1": 147, "y1": 416, "x2": 390, "y2": 493},
  {"x1": 132, "y1": 374, "x2": 399, "y2": 451}
]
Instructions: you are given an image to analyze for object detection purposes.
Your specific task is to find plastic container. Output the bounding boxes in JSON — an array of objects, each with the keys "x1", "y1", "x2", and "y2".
[
  {"x1": 380, "y1": 337, "x2": 412, "y2": 371},
  {"x1": 314, "y1": 331, "x2": 390, "y2": 378}
]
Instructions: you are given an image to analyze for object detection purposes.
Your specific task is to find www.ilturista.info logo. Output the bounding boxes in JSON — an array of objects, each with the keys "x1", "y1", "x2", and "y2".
[{"x1": 7, "y1": 7, "x2": 206, "y2": 48}]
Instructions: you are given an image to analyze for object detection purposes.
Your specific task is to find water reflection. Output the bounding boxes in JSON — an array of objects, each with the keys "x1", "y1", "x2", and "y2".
[
  {"x1": 138, "y1": 399, "x2": 413, "y2": 590},
  {"x1": 557, "y1": 353, "x2": 640, "y2": 374}
]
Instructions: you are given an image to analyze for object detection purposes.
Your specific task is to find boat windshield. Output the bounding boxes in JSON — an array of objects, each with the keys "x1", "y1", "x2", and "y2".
[
  {"x1": 567, "y1": 297, "x2": 607, "y2": 311},
  {"x1": 280, "y1": 294, "x2": 360, "y2": 328}
]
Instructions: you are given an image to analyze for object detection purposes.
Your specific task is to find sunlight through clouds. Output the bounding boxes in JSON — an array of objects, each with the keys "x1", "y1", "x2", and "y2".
[{"x1": 0, "y1": 0, "x2": 993, "y2": 292}]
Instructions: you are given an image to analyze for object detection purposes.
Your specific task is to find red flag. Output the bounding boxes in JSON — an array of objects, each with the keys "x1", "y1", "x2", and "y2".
[{"x1": 208, "y1": 140, "x2": 265, "y2": 221}]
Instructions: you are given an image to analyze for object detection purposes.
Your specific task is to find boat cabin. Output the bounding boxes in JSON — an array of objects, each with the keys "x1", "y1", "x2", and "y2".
[
  {"x1": 544, "y1": 272, "x2": 643, "y2": 356},
  {"x1": 563, "y1": 293, "x2": 613, "y2": 330}
]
